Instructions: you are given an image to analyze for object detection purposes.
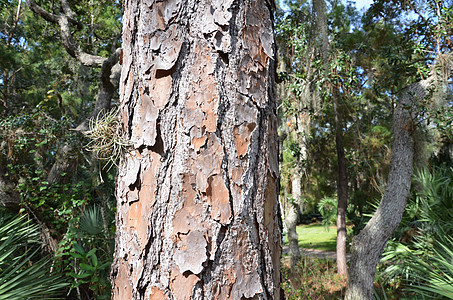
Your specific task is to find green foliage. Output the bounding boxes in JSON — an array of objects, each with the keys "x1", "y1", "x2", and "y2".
[
  {"x1": 79, "y1": 205, "x2": 104, "y2": 236},
  {"x1": 0, "y1": 110, "x2": 93, "y2": 233},
  {"x1": 65, "y1": 244, "x2": 111, "y2": 298},
  {"x1": 0, "y1": 213, "x2": 68, "y2": 299},
  {"x1": 317, "y1": 197, "x2": 337, "y2": 227},
  {"x1": 379, "y1": 166, "x2": 453, "y2": 298},
  {"x1": 56, "y1": 205, "x2": 113, "y2": 299},
  {"x1": 409, "y1": 239, "x2": 453, "y2": 298},
  {"x1": 0, "y1": 2, "x2": 119, "y2": 298}
]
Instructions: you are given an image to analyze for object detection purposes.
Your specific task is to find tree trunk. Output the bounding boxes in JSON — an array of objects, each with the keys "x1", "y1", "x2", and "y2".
[
  {"x1": 286, "y1": 170, "x2": 301, "y2": 269},
  {"x1": 313, "y1": 0, "x2": 349, "y2": 277},
  {"x1": 334, "y1": 98, "x2": 348, "y2": 276},
  {"x1": 345, "y1": 78, "x2": 432, "y2": 299},
  {"x1": 111, "y1": 1, "x2": 282, "y2": 299},
  {"x1": 0, "y1": 160, "x2": 20, "y2": 209}
]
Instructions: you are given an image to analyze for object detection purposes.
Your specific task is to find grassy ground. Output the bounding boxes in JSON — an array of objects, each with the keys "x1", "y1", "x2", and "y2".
[
  {"x1": 282, "y1": 223, "x2": 346, "y2": 299},
  {"x1": 285, "y1": 223, "x2": 337, "y2": 252}
]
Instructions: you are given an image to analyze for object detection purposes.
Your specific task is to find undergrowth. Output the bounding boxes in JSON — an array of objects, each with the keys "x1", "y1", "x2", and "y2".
[{"x1": 281, "y1": 255, "x2": 347, "y2": 300}]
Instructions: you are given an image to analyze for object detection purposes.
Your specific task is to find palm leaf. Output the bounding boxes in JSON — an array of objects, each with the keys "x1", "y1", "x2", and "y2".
[
  {"x1": 0, "y1": 214, "x2": 68, "y2": 299},
  {"x1": 79, "y1": 206, "x2": 104, "y2": 236}
]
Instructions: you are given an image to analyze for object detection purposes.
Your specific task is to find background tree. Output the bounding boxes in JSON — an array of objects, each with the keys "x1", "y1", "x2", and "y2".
[
  {"x1": 277, "y1": 0, "x2": 360, "y2": 277},
  {"x1": 345, "y1": 0, "x2": 453, "y2": 298}
]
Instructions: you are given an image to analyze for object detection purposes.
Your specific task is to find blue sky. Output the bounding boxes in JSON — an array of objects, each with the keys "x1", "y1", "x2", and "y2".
[{"x1": 354, "y1": 0, "x2": 373, "y2": 11}]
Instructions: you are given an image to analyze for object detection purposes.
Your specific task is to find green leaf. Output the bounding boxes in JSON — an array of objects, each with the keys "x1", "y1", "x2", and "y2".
[
  {"x1": 73, "y1": 243, "x2": 85, "y2": 255},
  {"x1": 79, "y1": 263, "x2": 95, "y2": 272},
  {"x1": 91, "y1": 253, "x2": 98, "y2": 267}
]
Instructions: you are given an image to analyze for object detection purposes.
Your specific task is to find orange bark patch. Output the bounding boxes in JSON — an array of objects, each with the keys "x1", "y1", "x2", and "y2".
[
  {"x1": 194, "y1": 134, "x2": 223, "y2": 193},
  {"x1": 128, "y1": 201, "x2": 141, "y2": 230},
  {"x1": 127, "y1": 201, "x2": 148, "y2": 249},
  {"x1": 192, "y1": 136, "x2": 207, "y2": 152},
  {"x1": 151, "y1": 75, "x2": 172, "y2": 109},
  {"x1": 185, "y1": 42, "x2": 219, "y2": 133},
  {"x1": 172, "y1": 174, "x2": 203, "y2": 237},
  {"x1": 131, "y1": 89, "x2": 160, "y2": 147},
  {"x1": 232, "y1": 165, "x2": 244, "y2": 186},
  {"x1": 206, "y1": 174, "x2": 231, "y2": 224},
  {"x1": 149, "y1": 287, "x2": 167, "y2": 300},
  {"x1": 114, "y1": 259, "x2": 133, "y2": 299},
  {"x1": 233, "y1": 122, "x2": 256, "y2": 157},
  {"x1": 202, "y1": 111, "x2": 218, "y2": 133},
  {"x1": 170, "y1": 266, "x2": 200, "y2": 299},
  {"x1": 139, "y1": 152, "x2": 161, "y2": 209},
  {"x1": 224, "y1": 226, "x2": 264, "y2": 298}
]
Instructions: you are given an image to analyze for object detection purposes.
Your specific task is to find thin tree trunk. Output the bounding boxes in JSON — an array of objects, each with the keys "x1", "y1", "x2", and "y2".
[
  {"x1": 345, "y1": 78, "x2": 432, "y2": 299},
  {"x1": 0, "y1": 159, "x2": 20, "y2": 209},
  {"x1": 313, "y1": 0, "x2": 349, "y2": 276},
  {"x1": 286, "y1": 170, "x2": 301, "y2": 269},
  {"x1": 111, "y1": 1, "x2": 282, "y2": 299},
  {"x1": 334, "y1": 98, "x2": 348, "y2": 276},
  {"x1": 277, "y1": 56, "x2": 301, "y2": 270}
]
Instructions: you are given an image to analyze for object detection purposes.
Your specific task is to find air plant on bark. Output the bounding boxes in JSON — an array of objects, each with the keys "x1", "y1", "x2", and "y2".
[{"x1": 85, "y1": 108, "x2": 131, "y2": 171}]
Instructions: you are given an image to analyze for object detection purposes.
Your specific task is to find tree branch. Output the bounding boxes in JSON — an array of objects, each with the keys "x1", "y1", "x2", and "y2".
[
  {"x1": 60, "y1": 0, "x2": 76, "y2": 19},
  {"x1": 26, "y1": 0, "x2": 58, "y2": 23},
  {"x1": 26, "y1": 0, "x2": 106, "y2": 67}
]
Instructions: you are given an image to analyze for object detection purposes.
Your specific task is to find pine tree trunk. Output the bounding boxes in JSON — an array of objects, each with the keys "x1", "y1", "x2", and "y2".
[
  {"x1": 111, "y1": 1, "x2": 282, "y2": 299},
  {"x1": 345, "y1": 78, "x2": 432, "y2": 299}
]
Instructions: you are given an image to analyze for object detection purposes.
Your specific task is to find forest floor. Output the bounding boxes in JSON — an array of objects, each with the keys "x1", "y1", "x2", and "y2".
[
  {"x1": 282, "y1": 245, "x2": 351, "y2": 260},
  {"x1": 281, "y1": 252, "x2": 347, "y2": 299},
  {"x1": 281, "y1": 223, "x2": 349, "y2": 299}
]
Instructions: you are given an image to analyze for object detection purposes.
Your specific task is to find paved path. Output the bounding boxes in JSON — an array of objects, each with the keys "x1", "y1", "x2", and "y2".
[{"x1": 282, "y1": 245, "x2": 351, "y2": 260}]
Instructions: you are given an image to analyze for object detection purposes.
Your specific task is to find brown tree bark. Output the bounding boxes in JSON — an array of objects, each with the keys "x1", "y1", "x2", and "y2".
[
  {"x1": 345, "y1": 77, "x2": 433, "y2": 299},
  {"x1": 111, "y1": 1, "x2": 282, "y2": 299}
]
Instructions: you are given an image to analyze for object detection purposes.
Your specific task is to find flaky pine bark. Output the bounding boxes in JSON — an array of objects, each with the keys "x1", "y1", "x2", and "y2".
[
  {"x1": 345, "y1": 78, "x2": 433, "y2": 299},
  {"x1": 112, "y1": 1, "x2": 281, "y2": 299}
]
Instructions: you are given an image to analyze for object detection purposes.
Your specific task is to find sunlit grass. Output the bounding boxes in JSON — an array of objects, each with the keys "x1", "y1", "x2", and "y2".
[
  {"x1": 284, "y1": 223, "x2": 337, "y2": 252},
  {"x1": 297, "y1": 223, "x2": 337, "y2": 252}
]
